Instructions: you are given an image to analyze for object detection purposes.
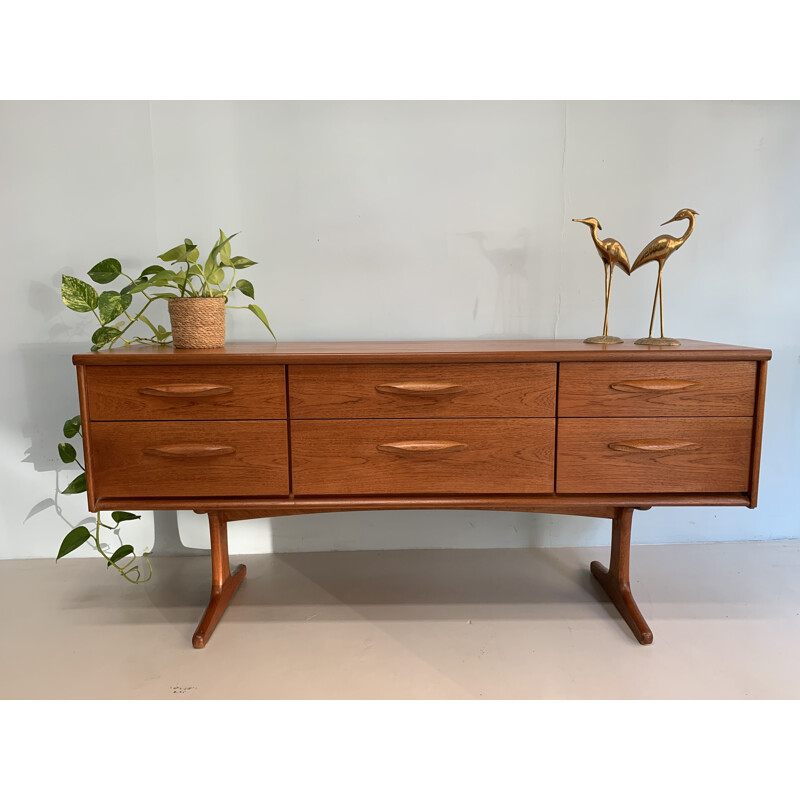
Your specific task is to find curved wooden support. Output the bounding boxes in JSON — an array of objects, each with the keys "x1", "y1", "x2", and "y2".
[
  {"x1": 188, "y1": 505, "x2": 655, "y2": 648},
  {"x1": 192, "y1": 511, "x2": 247, "y2": 649},
  {"x1": 590, "y1": 507, "x2": 654, "y2": 645}
]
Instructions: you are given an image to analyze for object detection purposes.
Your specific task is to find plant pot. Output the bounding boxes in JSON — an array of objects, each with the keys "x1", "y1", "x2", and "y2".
[{"x1": 168, "y1": 297, "x2": 226, "y2": 349}]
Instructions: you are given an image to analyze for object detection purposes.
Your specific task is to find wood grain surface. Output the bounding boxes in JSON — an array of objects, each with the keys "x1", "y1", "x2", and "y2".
[
  {"x1": 90, "y1": 492, "x2": 750, "y2": 512},
  {"x1": 85, "y1": 365, "x2": 286, "y2": 420},
  {"x1": 557, "y1": 417, "x2": 754, "y2": 494},
  {"x1": 291, "y1": 418, "x2": 555, "y2": 495},
  {"x1": 72, "y1": 339, "x2": 772, "y2": 366},
  {"x1": 289, "y1": 363, "x2": 556, "y2": 419},
  {"x1": 558, "y1": 361, "x2": 757, "y2": 417},
  {"x1": 90, "y1": 420, "x2": 289, "y2": 498}
]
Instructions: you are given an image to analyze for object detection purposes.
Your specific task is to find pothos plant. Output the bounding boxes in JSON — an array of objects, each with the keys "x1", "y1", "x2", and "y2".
[
  {"x1": 54, "y1": 230, "x2": 275, "y2": 581},
  {"x1": 61, "y1": 229, "x2": 275, "y2": 351},
  {"x1": 56, "y1": 414, "x2": 151, "y2": 583}
]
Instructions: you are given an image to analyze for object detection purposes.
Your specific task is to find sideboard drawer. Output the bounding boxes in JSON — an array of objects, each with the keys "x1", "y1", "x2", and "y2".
[
  {"x1": 291, "y1": 418, "x2": 555, "y2": 494},
  {"x1": 558, "y1": 361, "x2": 756, "y2": 417},
  {"x1": 556, "y1": 417, "x2": 754, "y2": 494},
  {"x1": 289, "y1": 363, "x2": 556, "y2": 418},
  {"x1": 85, "y1": 365, "x2": 286, "y2": 421},
  {"x1": 89, "y1": 421, "x2": 289, "y2": 498}
]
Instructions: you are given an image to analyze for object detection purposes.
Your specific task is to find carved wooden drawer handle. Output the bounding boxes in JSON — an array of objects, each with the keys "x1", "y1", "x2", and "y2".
[
  {"x1": 375, "y1": 382, "x2": 467, "y2": 396},
  {"x1": 139, "y1": 384, "x2": 234, "y2": 397},
  {"x1": 608, "y1": 439, "x2": 701, "y2": 453},
  {"x1": 143, "y1": 444, "x2": 236, "y2": 458},
  {"x1": 377, "y1": 440, "x2": 468, "y2": 454},
  {"x1": 609, "y1": 379, "x2": 700, "y2": 393}
]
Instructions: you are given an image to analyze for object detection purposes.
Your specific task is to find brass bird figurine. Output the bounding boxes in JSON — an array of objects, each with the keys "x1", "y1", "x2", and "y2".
[
  {"x1": 631, "y1": 208, "x2": 699, "y2": 346},
  {"x1": 572, "y1": 217, "x2": 631, "y2": 344}
]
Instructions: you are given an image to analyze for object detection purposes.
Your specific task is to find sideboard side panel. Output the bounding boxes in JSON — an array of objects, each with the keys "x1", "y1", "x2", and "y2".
[
  {"x1": 76, "y1": 364, "x2": 98, "y2": 511},
  {"x1": 748, "y1": 360, "x2": 769, "y2": 508}
]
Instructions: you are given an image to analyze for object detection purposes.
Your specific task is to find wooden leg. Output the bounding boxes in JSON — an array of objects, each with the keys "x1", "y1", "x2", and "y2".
[
  {"x1": 590, "y1": 507, "x2": 654, "y2": 645},
  {"x1": 192, "y1": 512, "x2": 247, "y2": 649}
]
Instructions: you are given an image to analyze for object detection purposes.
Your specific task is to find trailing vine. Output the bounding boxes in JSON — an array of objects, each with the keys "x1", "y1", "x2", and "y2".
[
  {"x1": 53, "y1": 229, "x2": 274, "y2": 581},
  {"x1": 56, "y1": 414, "x2": 152, "y2": 583}
]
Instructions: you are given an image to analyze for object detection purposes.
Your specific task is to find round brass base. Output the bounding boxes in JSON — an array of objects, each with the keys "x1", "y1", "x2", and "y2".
[
  {"x1": 583, "y1": 335, "x2": 624, "y2": 344},
  {"x1": 633, "y1": 336, "x2": 681, "y2": 347}
]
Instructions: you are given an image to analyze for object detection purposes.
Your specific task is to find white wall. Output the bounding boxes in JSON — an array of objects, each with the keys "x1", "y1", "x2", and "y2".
[{"x1": 2, "y1": 100, "x2": 798, "y2": 560}]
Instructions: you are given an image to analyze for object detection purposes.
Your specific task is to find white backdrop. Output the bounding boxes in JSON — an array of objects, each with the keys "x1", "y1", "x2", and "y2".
[{"x1": 1, "y1": 100, "x2": 797, "y2": 559}]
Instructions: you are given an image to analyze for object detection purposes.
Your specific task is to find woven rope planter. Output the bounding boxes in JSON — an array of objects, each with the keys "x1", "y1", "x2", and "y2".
[{"x1": 168, "y1": 297, "x2": 226, "y2": 349}]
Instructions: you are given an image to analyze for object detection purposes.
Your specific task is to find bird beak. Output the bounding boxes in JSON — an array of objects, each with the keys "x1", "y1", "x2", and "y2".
[{"x1": 661, "y1": 216, "x2": 678, "y2": 226}]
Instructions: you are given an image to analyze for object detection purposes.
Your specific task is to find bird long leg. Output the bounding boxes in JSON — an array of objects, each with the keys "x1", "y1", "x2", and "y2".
[
  {"x1": 657, "y1": 266, "x2": 665, "y2": 338},
  {"x1": 647, "y1": 267, "x2": 661, "y2": 338},
  {"x1": 602, "y1": 265, "x2": 613, "y2": 337}
]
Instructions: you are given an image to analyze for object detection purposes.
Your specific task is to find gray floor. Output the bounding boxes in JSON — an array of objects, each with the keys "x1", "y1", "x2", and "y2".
[{"x1": 2, "y1": 540, "x2": 799, "y2": 699}]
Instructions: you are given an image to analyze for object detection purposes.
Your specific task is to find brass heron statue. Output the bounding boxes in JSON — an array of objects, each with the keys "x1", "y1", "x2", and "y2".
[
  {"x1": 572, "y1": 217, "x2": 631, "y2": 344},
  {"x1": 631, "y1": 208, "x2": 699, "y2": 346}
]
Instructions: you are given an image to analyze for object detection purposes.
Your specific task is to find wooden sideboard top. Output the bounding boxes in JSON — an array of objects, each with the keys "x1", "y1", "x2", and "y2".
[{"x1": 73, "y1": 339, "x2": 772, "y2": 366}]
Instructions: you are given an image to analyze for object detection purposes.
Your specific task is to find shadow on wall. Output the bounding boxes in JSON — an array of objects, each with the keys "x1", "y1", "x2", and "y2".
[
  {"x1": 461, "y1": 228, "x2": 532, "y2": 337},
  {"x1": 18, "y1": 337, "x2": 200, "y2": 558},
  {"x1": 265, "y1": 509, "x2": 594, "y2": 552}
]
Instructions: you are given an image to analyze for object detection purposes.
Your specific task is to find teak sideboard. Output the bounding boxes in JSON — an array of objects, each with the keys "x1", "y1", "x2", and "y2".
[{"x1": 72, "y1": 339, "x2": 770, "y2": 648}]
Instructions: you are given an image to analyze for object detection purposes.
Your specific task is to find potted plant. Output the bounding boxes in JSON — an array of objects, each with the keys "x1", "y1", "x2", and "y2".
[
  {"x1": 60, "y1": 229, "x2": 275, "y2": 351},
  {"x1": 52, "y1": 229, "x2": 275, "y2": 580}
]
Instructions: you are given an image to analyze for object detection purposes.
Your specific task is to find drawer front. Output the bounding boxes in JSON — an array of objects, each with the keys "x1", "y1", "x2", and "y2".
[
  {"x1": 90, "y1": 421, "x2": 289, "y2": 498},
  {"x1": 292, "y1": 419, "x2": 555, "y2": 495},
  {"x1": 557, "y1": 417, "x2": 754, "y2": 494},
  {"x1": 85, "y1": 365, "x2": 286, "y2": 421},
  {"x1": 289, "y1": 363, "x2": 556, "y2": 419},
  {"x1": 558, "y1": 361, "x2": 756, "y2": 417}
]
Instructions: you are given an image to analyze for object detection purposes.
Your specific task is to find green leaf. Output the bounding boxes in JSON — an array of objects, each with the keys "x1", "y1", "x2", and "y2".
[
  {"x1": 248, "y1": 304, "x2": 276, "y2": 340},
  {"x1": 98, "y1": 290, "x2": 132, "y2": 324},
  {"x1": 231, "y1": 256, "x2": 256, "y2": 268},
  {"x1": 219, "y1": 229, "x2": 233, "y2": 266},
  {"x1": 62, "y1": 473, "x2": 87, "y2": 494},
  {"x1": 87, "y1": 258, "x2": 122, "y2": 284},
  {"x1": 207, "y1": 267, "x2": 225, "y2": 285},
  {"x1": 121, "y1": 277, "x2": 152, "y2": 295},
  {"x1": 61, "y1": 275, "x2": 98, "y2": 313},
  {"x1": 91, "y1": 326, "x2": 122, "y2": 348},
  {"x1": 109, "y1": 544, "x2": 135, "y2": 565},
  {"x1": 57, "y1": 526, "x2": 92, "y2": 560},
  {"x1": 63, "y1": 415, "x2": 81, "y2": 438},
  {"x1": 204, "y1": 251, "x2": 218, "y2": 278},
  {"x1": 149, "y1": 269, "x2": 179, "y2": 286},
  {"x1": 155, "y1": 325, "x2": 170, "y2": 341},
  {"x1": 235, "y1": 279, "x2": 255, "y2": 299},
  {"x1": 181, "y1": 239, "x2": 199, "y2": 263},
  {"x1": 158, "y1": 243, "x2": 187, "y2": 262},
  {"x1": 58, "y1": 442, "x2": 77, "y2": 463},
  {"x1": 205, "y1": 232, "x2": 238, "y2": 274},
  {"x1": 111, "y1": 511, "x2": 141, "y2": 524},
  {"x1": 139, "y1": 265, "x2": 163, "y2": 278}
]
